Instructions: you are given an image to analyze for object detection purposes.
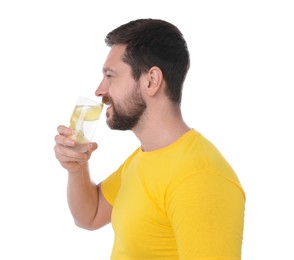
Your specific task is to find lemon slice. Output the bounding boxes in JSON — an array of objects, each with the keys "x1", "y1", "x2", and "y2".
[
  {"x1": 84, "y1": 105, "x2": 103, "y2": 121},
  {"x1": 69, "y1": 106, "x2": 82, "y2": 129},
  {"x1": 71, "y1": 130, "x2": 89, "y2": 144},
  {"x1": 69, "y1": 104, "x2": 103, "y2": 143}
]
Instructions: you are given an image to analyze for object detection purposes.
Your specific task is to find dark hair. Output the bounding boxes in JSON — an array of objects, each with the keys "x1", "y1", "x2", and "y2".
[{"x1": 105, "y1": 19, "x2": 190, "y2": 104}]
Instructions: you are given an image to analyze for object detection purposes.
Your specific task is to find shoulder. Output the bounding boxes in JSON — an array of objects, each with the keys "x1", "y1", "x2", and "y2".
[{"x1": 165, "y1": 129, "x2": 244, "y2": 197}]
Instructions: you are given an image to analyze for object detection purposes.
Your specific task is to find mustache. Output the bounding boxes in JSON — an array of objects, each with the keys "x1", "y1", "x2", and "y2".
[{"x1": 102, "y1": 95, "x2": 113, "y2": 105}]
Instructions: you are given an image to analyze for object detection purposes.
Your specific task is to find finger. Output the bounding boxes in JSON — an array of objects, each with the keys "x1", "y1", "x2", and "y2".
[
  {"x1": 87, "y1": 142, "x2": 98, "y2": 153},
  {"x1": 56, "y1": 151, "x2": 88, "y2": 164},
  {"x1": 57, "y1": 125, "x2": 72, "y2": 136},
  {"x1": 55, "y1": 134, "x2": 76, "y2": 147},
  {"x1": 54, "y1": 144, "x2": 89, "y2": 162}
]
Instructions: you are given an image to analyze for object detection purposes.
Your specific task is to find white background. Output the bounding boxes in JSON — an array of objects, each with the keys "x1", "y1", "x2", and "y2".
[{"x1": 0, "y1": 0, "x2": 293, "y2": 259}]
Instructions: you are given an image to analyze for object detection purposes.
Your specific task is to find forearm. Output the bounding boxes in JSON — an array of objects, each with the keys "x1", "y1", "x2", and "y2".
[{"x1": 67, "y1": 163, "x2": 99, "y2": 229}]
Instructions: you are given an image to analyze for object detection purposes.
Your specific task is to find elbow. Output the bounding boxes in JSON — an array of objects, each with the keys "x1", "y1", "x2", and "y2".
[{"x1": 73, "y1": 219, "x2": 100, "y2": 231}]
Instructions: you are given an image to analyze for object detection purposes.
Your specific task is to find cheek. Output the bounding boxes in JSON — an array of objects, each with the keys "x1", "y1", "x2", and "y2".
[
  {"x1": 109, "y1": 86, "x2": 125, "y2": 101},
  {"x1": 109, "y1": 75, "x2": 138, "y2": 101}
]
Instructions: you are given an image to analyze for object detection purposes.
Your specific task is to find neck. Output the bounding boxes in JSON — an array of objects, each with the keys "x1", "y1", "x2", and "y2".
[{"x1": 132, "y1": 104, "x2": 190, "y2": 152}]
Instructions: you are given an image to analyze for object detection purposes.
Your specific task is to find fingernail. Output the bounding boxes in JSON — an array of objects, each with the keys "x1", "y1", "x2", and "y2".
[{"x1": 89, "y1": 143, "x2": 96, "y2": 149}]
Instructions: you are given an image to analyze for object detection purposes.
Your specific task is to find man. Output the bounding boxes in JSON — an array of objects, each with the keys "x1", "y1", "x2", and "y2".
[{"x1": 54, "y1": 18, "x2": 245, "y2": 259}]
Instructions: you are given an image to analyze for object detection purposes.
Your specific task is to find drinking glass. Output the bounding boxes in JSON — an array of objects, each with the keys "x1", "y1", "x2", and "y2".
[{"x1": 69, "y1": 96, "x2": 103, "y2": 143}]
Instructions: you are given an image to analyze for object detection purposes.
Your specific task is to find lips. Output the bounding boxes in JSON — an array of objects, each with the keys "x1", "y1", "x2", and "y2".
[
  {"x1": 102, "y1": 96, "x2": 113, "y2": 118},
  {"x1": 102, "y1": 96, "x2": 112, "y2": 106},
  {"x1": 102, "y1": 96, "x2": 111, "y2": 109}
]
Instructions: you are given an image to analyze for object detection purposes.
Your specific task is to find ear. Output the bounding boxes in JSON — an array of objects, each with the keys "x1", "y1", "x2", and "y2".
[{"x1": 144, "y1": 66, "x2": 163, "y2": 97}]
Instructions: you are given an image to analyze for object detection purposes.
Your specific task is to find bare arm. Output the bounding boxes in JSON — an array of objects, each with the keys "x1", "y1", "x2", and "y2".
[{"x1": 54, "y1": 125, "x2": 112, "y2": 230}]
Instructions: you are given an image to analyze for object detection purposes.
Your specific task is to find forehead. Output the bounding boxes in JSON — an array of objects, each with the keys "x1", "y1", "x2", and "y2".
[{"x1": 103, "y1": 44, "x2": 129, "y2": 73}]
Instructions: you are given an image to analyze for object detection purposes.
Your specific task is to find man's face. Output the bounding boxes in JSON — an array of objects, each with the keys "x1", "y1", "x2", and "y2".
[{"x1": 96, "y1": 45, "x2": 146, "y2": 130}]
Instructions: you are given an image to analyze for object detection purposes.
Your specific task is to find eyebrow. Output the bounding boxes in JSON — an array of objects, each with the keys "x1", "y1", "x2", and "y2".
[{"x1": 102, "y1": 67, "x2": 117, "y2": 75}]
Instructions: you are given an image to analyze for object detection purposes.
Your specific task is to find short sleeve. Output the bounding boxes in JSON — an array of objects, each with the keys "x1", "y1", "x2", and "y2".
[
  {"x1": 166, "y1": 172, "x2": 245, "y2": 260},
  {"x1": 101, "y1": 164, "x2": 123, "y2": 206},
  {"x1": 101, "y1": 148, "x2": 140, "y2": 206}
]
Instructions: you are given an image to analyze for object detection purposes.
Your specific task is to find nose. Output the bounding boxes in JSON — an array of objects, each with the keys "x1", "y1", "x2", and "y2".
[{"x1": 95, "y1": 79, "x2": 108, "y2": 97}]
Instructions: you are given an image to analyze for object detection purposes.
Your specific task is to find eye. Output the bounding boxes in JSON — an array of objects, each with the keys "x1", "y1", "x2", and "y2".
[
  {"x1": 105, "y1": 73, "x2": 112, "y2": 80},
  {"x1": 102, "y1": 69, "x2": 116, "y2": 82}
]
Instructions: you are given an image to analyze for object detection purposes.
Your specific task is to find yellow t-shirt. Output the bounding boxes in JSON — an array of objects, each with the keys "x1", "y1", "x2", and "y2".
[{"x1": 101, "y1": 129, "x2": 245, "y2": 260}]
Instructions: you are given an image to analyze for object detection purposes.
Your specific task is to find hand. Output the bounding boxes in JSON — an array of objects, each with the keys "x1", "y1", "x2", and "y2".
[{"x1": 54, "y1": 125, "x2": 98, "y2": 173}]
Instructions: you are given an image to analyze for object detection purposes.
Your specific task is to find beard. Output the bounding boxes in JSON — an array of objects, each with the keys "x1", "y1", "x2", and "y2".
[{"x1": 104, "y1": 84, "x2": 147, "y2": 130}]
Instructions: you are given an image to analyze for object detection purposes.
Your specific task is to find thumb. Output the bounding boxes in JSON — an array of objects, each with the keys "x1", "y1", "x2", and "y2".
[{"x1": 88, "y1": 142, "x2": 98, "y2": 152}]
